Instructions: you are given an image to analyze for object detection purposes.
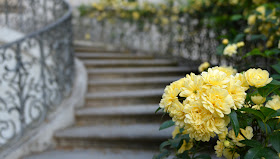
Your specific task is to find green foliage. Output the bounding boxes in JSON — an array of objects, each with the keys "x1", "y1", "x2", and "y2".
[
  {"x1": 159, "y1": 120, "x2": 175, "y2": 130},
  {"x1": 270, "y1": 131, "x2": 280, "y2": 153},
  {"x1": 245, "y1": 147, "x2": 279, "y2": 159},
  {"x1": 229, "y1": 111, "x2": 240, "y2": 137}
]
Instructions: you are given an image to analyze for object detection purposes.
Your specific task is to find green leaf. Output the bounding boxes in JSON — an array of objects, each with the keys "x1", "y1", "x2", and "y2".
[
  {"x1": 155, "y1": 107, "x2": 162, "y2": 114},
  {"x1": 153, "y1": 149, "x2": 171, "y2": 159},
  {"x1": 267, "y1": 118, "x2": 279, "y2": 131},
  {"x1": 169, "y1": 138, "x2": 183, "y2": 149},
  {"x1": 159, "y1": 141, "x2": 170, "y2": 151},
  {"x1": 270, "y1": 80, "x2": 280, "y2": 86},
  {"x1": 269, "y1": 109, "x2": 280, "y2": 118},
  {"x1": 229, "y1": 111, "x2": 240, "y2": 137},
  {"x1": 216, "y1": 45, "x2": 225, "y2": 55},
  {"x1": 243, "y1": 48, "x2": 263, "y2": 58},
  {"x1": 250, "y1": 34, "x2": 267, "y2": 41},
  {"x1": 245, "y1": 147, "x2": 279, "y2": 159},
  {"x1": 257, "y1": 84, "x2": 280, "y2": 97},
  {"x1": 239, "y1": 139, "x2": 262, "y2": 147},
  {"x1": 261, "y1": 148, "x2": 279, "y2": 159},
  {"x1": 260, "y1": 107, "x2": 277, "y2": 121},
  {"x1": 257, "y1": 119, "x2": 271, "y2": 134},
  {"x1": 194, "y1": 154, "x2": 211, "y2": 159},
  {"x1": 272, "y1": 74, "x2": 280, "y2": 80},
  {"x1": 244, "y1": 147, "x2": 263, "y2": 159},
  {"x1": 233, "y1": 33, "x2": 245, "y2": 43},
  {"x1": 239, "y1": 108, "x2": 265, "y2": 120},
  {"x1": 181, "y1": 151, "x2": 191, "y2": 159},
  {"x1": 270, "y1": 131, "x2": 280, "y2": 153},
  {"x1": 272, "y1": 63, "x2": 280, "y2": 74},
  {"x1": 264, "y1": 49, "x2": 280, "y2": 57},
  {"x1": 159, "y1": 120, "x2": 175, "y2": 130},
  {"x1": 231, "y1": 14, "x2": 243, "y2": 21}
]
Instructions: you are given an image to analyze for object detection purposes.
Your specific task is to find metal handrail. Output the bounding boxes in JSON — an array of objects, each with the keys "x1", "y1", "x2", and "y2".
[
  {"x1": 0, "y1": 0, "x2": 72, "y2": 49},
  {"x1": 0, "y1": 0, "x2": 74, "y2": 149}
]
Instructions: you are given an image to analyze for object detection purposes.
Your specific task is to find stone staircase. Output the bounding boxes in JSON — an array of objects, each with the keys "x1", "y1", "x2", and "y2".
[{"x1": 23, "y1": 42, "x2": 197, "y2": 159}]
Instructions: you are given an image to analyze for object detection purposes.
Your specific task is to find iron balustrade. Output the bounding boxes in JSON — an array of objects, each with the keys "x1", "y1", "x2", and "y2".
[{"x1": 0, "y1": 0, "x2": 74, "y2": 148}]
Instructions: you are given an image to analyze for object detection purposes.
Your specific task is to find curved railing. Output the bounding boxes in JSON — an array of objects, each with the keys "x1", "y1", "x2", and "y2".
[{"x1": 0, "y1": 0, "x2": 74, "y2": 149}]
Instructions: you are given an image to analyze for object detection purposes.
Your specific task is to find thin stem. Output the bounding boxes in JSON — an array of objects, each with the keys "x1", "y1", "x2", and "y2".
[{"x1": 192, "y1": 141, "x2": 201, "y2": 159}]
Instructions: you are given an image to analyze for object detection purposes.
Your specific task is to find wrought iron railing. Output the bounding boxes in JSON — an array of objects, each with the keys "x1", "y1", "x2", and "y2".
[{"x1": 0, "y1": 0, "x2": 74, "y2": 148}]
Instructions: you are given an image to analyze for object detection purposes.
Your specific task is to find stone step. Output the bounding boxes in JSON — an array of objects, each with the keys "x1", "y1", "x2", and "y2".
[
  {"x1": 75, "y1": 105, "x2": 170, "y2": 126},
  {"x1": 88, "y1": 67, "x2": 192, "y2": 79},
  {"x1": 74, "y1": 40, "x2": 127, "y2": 53},
  {"x1": 54, "y1": 124, "x2": 172, "y2": 150},
  {"x1": 76, "y1": 52, "x2": 154, "y2": 60},
  {"x1": 23, "y1": 149, "x2": 160, "y2": 159},
  {"x1": 83, "y1": 59, "x2": 177, "y2": 68},
  {"x1": 88, "y1": 76, "x2": 180, "y2": 92},
  {"x1": 85, "y1": 89, "x2": 163, "y2": 107}
]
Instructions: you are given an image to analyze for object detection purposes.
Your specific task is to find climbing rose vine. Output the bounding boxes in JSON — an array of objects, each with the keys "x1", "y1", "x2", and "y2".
[{"x1": 154, "y1": 66, "x2": 280, "y2": 159}]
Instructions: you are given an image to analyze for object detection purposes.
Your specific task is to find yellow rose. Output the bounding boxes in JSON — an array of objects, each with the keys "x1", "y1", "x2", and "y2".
[
  {"x1": 234, "y1": 73, "x2": 249, "y2": 90},
  {"x1": 132, "y1": 11, "x2": 140, "y2": 20},
  {"x1": 223, "y1": 140, "x2": 231, "y2": 147},
  {"x1": 251, "y1": 95, "x2": 266, "y2": 105},
  {"x1": 228, "y1": 126, "x2": 253, "y2": 147},
  {"x1": 266, "y1": 39, "x2": 273, "y2": 48},
  {"x1": 84, "y1": 33, "x2": 91, "y2": 40},
  {"x1": 201, "y1": 87, "x2": 234, "y2": 117},
  {"x1": 252, "y1": 104, "x2": 262, "y2": 110},
  {"x1": 178, "y1": 140, "x2": 193, "y2": 153},
  {"x1": 218, "y1": 130, "x2": 228, "y2": 141},
  {"x1": 248, "y1": 15, "x2": 256, "y2": 25},
  {"x1": 227, "y1": 77, "x2": 247, "y2": 110},
  {"x1": 223, "y1": 148, "x2": 240, "y2": 159},
  {"x1": 222, "y1": 39, "x2": 229, "y2": 45},
  {"x1": 184, "y1": 103, "x2": 228, "y2": 141},
  {"x1": 244, "y1": 68, "x2": 272, "y2": 88},
  {"x1": 198, "y1": 62, "x2": 210, "y2": 72},
  {"x1": 171, "y1": 15, "x2": 179, "y2": 22},
  {"x1": 172, "y1": 126, "x2": 180, "y2": 138},
  {"x1": 201, "y1": 68, "x2": 230, "y2": 88},
  {"x1": 266, "y1": 95, "x2": 280, "y2": 118},
  {"x1": 161, "y1": 17, "x2": 169, "y2": 26},
  {"x1": 180, "y1": 73, "x2": 204, "y2": 102},
  {"x1": 229, "y1": 0, "x2": 239, "y2": 5},
  {"x1": 236, "y1": 41, "x2": 245, "y2": 48},
  {"x1": 223, "y1": 44, "x2": 238, "y2": 56},
  {"x1": 214, "y1": 140, "x2": 224, "y2": 157},
  {"x1": 256, "y1": 6, "x2": 266, "y2": 20},
  {"x1": 212, "y1": 66, "x2": 237, "y2": 76},
  {"x1": 244, "y1": 27, "x2": 251, "y2": 33}
]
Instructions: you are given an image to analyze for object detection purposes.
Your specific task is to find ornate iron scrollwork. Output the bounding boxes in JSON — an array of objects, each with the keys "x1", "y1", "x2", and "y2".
[{"x1": 0, "y1": 0, "x2": 74, "y2": 148}]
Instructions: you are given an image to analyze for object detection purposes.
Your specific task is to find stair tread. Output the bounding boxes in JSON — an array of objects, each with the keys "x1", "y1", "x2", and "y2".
[
  {"x1": 88, "y1": 76, "x2": 180, "y2": 85},
  {"x1": 86, "y1": 89, "x2": 163, "y2": 98},
  {"x1": 23, "y1": 149, "x2": 159, "y2": 159},
  {"x1": 76, "y1": 104, "x2": 160, "y2": 116},
  {"x1": 83, "y1": 59, "x2": 175, "y2": 65},
  {"x1": 55, "y1": 123, "x2": 172, "y2": 139},
  {"x1": 87, "y1": 67, "x2": 192, "y2": 74},
  {"x1": 76, "y1": 53, "x2": 153, "y2": 58}
]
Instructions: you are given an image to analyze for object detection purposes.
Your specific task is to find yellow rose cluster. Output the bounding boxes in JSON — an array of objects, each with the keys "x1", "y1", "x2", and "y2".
[
  {"x1": 160, "y1": 66, "x2": 273, "y2": 143},
  {"x1": 223, "y1": 41, "x2": 245, "y2": 56},
  {"x1": 246, "y1": 5, "x2": 279, "y2": 48},
  {"x1": 160, "y1": 66, "x2": 248, "y2": 141},
  {"x1": 215, "y1": 126, "x2": 254, "y2": 159}
]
